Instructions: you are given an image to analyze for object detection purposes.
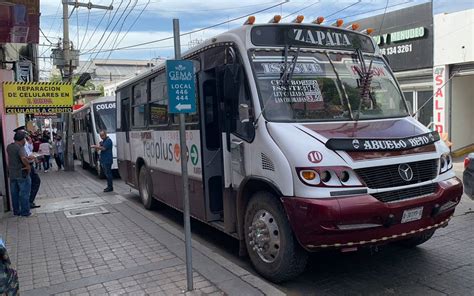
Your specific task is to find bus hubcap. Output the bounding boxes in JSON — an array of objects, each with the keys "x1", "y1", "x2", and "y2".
[{"x1": 248, "y1": 210, "x2": 280, "y2": 263}]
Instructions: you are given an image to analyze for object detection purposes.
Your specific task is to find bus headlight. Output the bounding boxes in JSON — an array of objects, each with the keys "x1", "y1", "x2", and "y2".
[
  {"x1": 299, "y1": 170, "x2": 321, "y2": 185},
  {"x1": 440, "y1": 153, "x2": 453, "y2": 174},
  {"x1": 297, "y1": 167, "x2": 363, "y2": 187}
]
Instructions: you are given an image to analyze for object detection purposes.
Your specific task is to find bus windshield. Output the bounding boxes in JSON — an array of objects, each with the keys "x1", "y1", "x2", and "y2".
[
  {"x1": 94, "y1": 102, "x2": 116, "y2": 133},
  {"x1": 251, "y1": 50, "x2": 409, "y2": 122}
]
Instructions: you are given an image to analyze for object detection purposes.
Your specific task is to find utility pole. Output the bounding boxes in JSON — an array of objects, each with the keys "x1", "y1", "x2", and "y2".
[{"x1": 55, "y1": 0, "x2": 112, "y2": 171}]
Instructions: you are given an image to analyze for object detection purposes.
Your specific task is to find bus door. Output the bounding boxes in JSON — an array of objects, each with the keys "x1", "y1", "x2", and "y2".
[
  {"x1": 200, "y1": 68, "x2": 225, "y2": 222},
  {"x1": 199, "y1": 47, "x2": 254, "y2": 230}
]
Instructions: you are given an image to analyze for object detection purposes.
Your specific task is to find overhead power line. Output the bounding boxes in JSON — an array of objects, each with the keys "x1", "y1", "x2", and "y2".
[
  {"x1": 40, "y1": 28, "x2": 55, "y2": 45},
  {"x1": 325, "y1": 0, "x2": 361, "y2": 19},
  {"x1": 81, "y1": 0, "x2": 290, "y2": 56}
]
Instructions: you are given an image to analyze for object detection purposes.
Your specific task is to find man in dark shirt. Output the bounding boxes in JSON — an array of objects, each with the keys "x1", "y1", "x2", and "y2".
[
  {"x1": 92, "y1": 130, "x2": 114, "y2": 192},
  {"x1": 7, "y1": 131, "x2": 32, "y2": 216}
]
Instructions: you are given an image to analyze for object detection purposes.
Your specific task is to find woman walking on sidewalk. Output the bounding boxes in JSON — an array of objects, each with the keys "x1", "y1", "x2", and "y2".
[{"x1": 38, "y1": 138, "x2": 51, "y2": 172}]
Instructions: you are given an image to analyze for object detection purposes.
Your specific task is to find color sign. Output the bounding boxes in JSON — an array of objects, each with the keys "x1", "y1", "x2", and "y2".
[
  {"x1": 166, "y1": 60, "x2": 196, "y2": 114},
  {"x1": 2, "y1": 82, "x2": 73, "y2": 114}
]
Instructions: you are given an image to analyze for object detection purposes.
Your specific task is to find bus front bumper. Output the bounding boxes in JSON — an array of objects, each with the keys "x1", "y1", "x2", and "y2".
[{"x1": 281, "y1": 177, "x2": 463, "y2": 251}]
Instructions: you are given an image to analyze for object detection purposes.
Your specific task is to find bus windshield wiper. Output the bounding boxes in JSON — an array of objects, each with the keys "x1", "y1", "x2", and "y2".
[
  {"x1": 254, "y1": 46, "x2": 300, "y2": 127},
  {"x1": 354, "y1": 48, "x2": 374, "y2": 121},
  {"x1": 324, "y1": 52, "x2": 353, "y2": 120}
]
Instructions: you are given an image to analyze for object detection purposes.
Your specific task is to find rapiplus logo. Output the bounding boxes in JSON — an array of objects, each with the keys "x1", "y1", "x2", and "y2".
[
  {"x1": 144, "y1": 139, "x2": 199, "y2": 166},
  {"x1": 144, "y1": 138, "x2": 174, "y2": 163}
]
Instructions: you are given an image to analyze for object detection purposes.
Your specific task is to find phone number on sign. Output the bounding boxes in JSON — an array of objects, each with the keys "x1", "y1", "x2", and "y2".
[{"x1": 380, "y1": 44, "x2": 412, "y2": 55}]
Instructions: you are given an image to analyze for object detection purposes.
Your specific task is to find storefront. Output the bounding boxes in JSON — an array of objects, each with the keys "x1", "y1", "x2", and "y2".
[
  {"x1": 353, "y1": 2, "x2": 434, "y2": 127},
  {"x1": 433, "y1": 8, "x2": 474, "y2": 152}
]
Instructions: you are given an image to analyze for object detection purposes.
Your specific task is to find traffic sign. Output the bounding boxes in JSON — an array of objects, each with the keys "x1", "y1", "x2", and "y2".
[{"x1": 166, "y1": 60, "x2": 196, "y2": 114}]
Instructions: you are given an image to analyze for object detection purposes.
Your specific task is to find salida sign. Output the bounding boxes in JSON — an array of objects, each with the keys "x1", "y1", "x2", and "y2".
[{"x1": 433, "y1": 66, "x2": 447, "y2": 133}]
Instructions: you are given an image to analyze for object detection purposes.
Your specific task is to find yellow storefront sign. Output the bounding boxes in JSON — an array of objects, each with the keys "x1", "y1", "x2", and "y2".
[{"x1": 2, "y1": 82, "x2": 73, "y2": 114}]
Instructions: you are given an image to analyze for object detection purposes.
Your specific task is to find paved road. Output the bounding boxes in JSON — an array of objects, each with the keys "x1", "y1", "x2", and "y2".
[{"x1": 110, "y1": 163, "x2": 473, "y2": 296}]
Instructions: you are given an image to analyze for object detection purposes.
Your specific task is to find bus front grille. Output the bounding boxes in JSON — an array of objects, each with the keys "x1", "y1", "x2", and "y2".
[
  {"x1": 372, "y1": 183, "x2": 438, "y2": 203},
  {"x1": 355, "y1": 159, "x2": 438, "y2": 189}
]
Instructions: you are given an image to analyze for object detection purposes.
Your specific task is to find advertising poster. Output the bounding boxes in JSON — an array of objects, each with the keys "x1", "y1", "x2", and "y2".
[{"x1": 2, "y1": 82, "x2": 73, "y2": 114}]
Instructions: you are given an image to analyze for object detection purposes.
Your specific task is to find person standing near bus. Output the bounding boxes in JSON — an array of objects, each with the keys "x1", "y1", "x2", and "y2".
[
  {"x1": 7, "y1": 131, "x2": 32, "y2": 217},
  {"x1": 38, "y1": 138, "x2": 51, "y2": 172},
  {"x1": 54, "y1": 135, "x2": 64, "y2": 170},
  {"x1": 24, "y1": 136, "x2": 41, "y2": 209},
  {"x1": 91, "y1": 130, "x2": 113, "y2": 192}
]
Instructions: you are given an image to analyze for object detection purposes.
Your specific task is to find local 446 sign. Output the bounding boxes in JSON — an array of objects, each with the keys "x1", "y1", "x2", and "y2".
[{"x1": 166, "y1": 60, "x2": 196, "y2": 113}]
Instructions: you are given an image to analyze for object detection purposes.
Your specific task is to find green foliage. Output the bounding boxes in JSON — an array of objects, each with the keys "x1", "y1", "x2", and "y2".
[{"x1": 49, "y1": 74, "x2": 96, "y2": 95}]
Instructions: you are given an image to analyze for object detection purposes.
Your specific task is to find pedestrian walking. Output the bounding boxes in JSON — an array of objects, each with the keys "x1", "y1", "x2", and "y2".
[
  {"x1": 6, "y1": 131, "x2": 32, "y2": 217},
  {"x1": 24, "y1": 136, "x2": 41, "y2": 209},
  {"x1": 54, "y1": 135, "x2": 64, "y2": 170},
  {"x1": 38, "y1": 138, "x2": 51, "y2": 172},
  {"x1": 33, "y1": 136, "x2": 42, "y2": 171},
  {"x1": 91, "y1": 130, "x2": 114, "y2": 192}
]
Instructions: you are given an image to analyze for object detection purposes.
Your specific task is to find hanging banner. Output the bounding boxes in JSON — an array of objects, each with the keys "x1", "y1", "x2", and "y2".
[{"x1": 2, "y1": 82, "x2": 73, "y2": 114}]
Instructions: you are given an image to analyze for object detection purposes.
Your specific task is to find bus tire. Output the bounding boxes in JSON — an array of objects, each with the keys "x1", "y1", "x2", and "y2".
[
  {"x1": 138, "y1": 166, "x2": 157, "y2": 210},
  {"x1": 397, "y1": 229, "x2": 435, "y2": 248},
  {"x1": 244, "y1": 191, "x2": 308, "y2": 283}
]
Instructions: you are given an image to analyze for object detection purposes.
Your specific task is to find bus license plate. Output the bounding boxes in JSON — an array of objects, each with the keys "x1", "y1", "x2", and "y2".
[{"x1": 401, "y1": 207, "x2": 423, "y2": 223}]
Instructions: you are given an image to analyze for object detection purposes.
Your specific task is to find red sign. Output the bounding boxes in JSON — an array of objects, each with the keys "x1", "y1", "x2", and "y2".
[
  {"x1": 308, "y1": 151, "x2": 323, "y2": 163},
  {"x1": 73, "y1": 104, "x2": 84, "y2": 111},
  {"x1": 433, "y1": 67, "x2": 446, "y2": 133}
]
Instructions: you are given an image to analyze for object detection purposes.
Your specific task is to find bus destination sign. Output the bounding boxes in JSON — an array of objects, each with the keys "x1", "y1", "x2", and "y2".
[
  {"x1": 251, "y1": 25, "x2": 375, "y2": 53},
  {"x1": 166, "y1": 60, "x2": 196, "y2": 114}
]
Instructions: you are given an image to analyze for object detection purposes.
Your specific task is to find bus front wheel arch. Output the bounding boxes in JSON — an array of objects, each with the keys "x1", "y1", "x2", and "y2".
[{"x1": 244, "y1": 191, "x2": 308, "y2": 283}]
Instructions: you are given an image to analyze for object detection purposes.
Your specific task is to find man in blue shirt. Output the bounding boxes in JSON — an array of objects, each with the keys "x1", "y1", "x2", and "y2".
[{"x1": 92, "y1": 130, "x2": 113, "y2": 192}]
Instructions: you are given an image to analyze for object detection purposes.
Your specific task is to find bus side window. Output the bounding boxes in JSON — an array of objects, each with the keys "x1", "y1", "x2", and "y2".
[
  {"x1": 121, "y1": 98, "x2": 130, "y2": 130},
  {"x1": 149, "y1": 72, "x2": 169, "y2": 127},
  {"x1": 232, "y1": 68, "x2": 254, "y2": 141},
  {"x1": 132, "y1": 81, "x2": 147, "y2": 128}
]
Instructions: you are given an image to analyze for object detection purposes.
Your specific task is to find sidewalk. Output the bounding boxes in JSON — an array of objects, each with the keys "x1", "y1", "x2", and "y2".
[{"x1": 0, "y1": 165, "x2": 283, "y2": 296}]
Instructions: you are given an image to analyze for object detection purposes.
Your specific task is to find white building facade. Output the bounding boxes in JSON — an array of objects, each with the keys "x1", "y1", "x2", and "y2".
[{"x1": 433, "y1": 9, "x2": 474, "y2": 151}]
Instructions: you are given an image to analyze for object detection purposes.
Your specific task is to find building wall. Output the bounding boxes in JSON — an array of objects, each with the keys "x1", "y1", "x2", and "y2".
[
  {"x1": 434, "y1": 9, "x2": 474, "y2": 66},
  {"x1": 451, "y1": 75, "x2": 474, "y2": 150}
]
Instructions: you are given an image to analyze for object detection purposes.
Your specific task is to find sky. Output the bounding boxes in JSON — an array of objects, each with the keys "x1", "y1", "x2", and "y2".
[{"x1": 38, "y1": 0, "x2": 474, "y2": 78}]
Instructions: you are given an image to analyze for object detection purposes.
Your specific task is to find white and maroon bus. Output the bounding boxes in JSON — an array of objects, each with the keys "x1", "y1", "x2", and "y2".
[{"x1": 115, "y1": 17, "x2": 463, "y2": 282}]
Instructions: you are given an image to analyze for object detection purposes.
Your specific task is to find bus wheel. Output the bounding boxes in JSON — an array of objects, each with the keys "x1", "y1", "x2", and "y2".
[
  {"x1": 138, "y1": 166, "x2": 157, "y2": 210},
  {"x1": 244, "y1": 191, "x2": 308, "y2": 283},
  {"x1": 397, "y1": 229, "x2": 435, "y2": 248}
]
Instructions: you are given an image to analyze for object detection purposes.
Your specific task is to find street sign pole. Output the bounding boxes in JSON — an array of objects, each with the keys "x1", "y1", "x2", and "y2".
[{"x1": 173, "y1": 18, "x2": 193, "y2": 292}]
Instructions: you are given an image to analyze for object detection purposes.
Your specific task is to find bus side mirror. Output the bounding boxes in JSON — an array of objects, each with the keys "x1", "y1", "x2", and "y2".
[
  {"x1": 383, "y1": 54, "x2": 390, "y2": 65},
  {"x1": 239, "y1": 103, "x2": 250, "y2": 123}
]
